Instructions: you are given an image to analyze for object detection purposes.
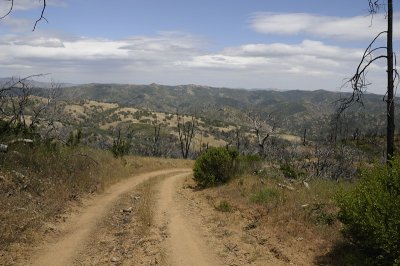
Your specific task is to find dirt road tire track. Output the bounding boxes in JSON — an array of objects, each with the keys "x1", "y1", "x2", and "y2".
[
  {"x1": 28, "y1": 168, "x2": 191, "y2": 266},
  {"x1": 156, "y1": 173, "x2": 222, "y2": 266}
]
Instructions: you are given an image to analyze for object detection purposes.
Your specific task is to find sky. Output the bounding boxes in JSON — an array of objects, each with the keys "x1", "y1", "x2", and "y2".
[{"x1": 0, "y1": 0, "x2": 399, "y2": 94}]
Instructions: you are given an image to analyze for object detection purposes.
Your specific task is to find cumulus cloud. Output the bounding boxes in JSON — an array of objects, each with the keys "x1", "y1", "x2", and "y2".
[
  {"x1": 0, "y1": 30, "x2": 388, "y2": 93},
  {"x1": 250, "y1": 12, "x2": 400, "y2": 41},
  {"x1": 177, "y1": 40, "x2": 375, "y2": 78}
]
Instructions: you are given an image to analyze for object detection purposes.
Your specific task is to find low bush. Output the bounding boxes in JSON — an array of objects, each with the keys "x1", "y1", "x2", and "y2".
[
  {"x1": 280, "y1": 163, "x2": 301, "y2": 179},
  {"x1": 193, "y1": 147, "x2": 238, "y2": 188},
  {"x1": 337, "y1": 159, "x2": 400, "y2": 265}
]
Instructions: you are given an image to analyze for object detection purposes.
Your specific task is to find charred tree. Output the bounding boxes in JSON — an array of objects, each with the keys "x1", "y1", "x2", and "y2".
[
  {"x1": 339, "y1": 0, "x2": 397, "y2": 163},
  {"x1": 177, "y1": 113, "x2": 196, "y2": 159}
]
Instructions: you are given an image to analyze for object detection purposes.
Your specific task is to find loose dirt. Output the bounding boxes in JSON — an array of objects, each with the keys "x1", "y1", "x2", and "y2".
[
  {"x1": 27, "y1": 169, "x2": 190, "y2": 266},
  {"x1": 155, "y1": 173, "x2": 222, "y2": 266},
  {"x1": 19, "y1": 168, "x2": 291, "y2": 266}
]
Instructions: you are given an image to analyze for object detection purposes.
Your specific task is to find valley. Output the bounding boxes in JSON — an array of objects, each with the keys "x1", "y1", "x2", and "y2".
[{"x1": 0, "y1": 80, "x2": 398, "y2": 265}]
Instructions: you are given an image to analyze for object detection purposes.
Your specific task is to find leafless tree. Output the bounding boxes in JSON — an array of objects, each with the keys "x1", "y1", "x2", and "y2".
[
  {"x1": 177, "y1": 113, "x2": 196, "y2": 159},
  {"x1": 246, "y1": 111, "x2": 276, "y2": 158},
  {"x1": 0, "y1": 75, "x2": 57, "y2": 136},
  {"x1": 151, "y1": 118, "x2": 162, "y2": 156},
  {"x1": 339, "y1": 0, "x2": 397, "y2": 163}
]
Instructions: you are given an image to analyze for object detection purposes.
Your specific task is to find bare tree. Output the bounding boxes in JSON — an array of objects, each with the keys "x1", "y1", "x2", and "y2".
[
  {"x1": 151, "y1": 118, "x2": 162, "y2": 156},
  {"x1": 246, "y1": 111, "x2": 276, "y2": 158},
  {"x1": 0, "y1": 75, "x2": 57, "y2": 135},
  {"x1": 339, "y1": 0, "x2": 397, "y2": 163},
  {"x1": 177, "y1": 113, "x2": 196, "y2": 159},
  {"x1": 0, "y1": 0, "x2": 48, "y2": 31}
]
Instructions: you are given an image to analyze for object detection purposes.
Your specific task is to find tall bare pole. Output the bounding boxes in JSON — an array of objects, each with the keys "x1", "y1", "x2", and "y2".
[{"x1": 386, "y1": 0, "x2": 394, "y2": 162}]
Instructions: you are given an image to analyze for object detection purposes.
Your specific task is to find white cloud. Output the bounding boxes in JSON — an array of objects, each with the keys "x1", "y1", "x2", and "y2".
[
  {"x1": 178, "y1": 40, "x2": 373, "y2": 78},
  {"x1": 222, "y1": 40, "x2": 362, "y2": 61},
  {"x1": 0, "y1": 30, "x2": 389, "y2": 94},
  {"x1": 250, "y1": 12, "x2": 400, "y2": 41}
]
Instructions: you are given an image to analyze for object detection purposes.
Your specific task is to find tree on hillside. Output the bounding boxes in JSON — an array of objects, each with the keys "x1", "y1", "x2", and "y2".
[
  {"x1": 0, "y1": 0, "x2": 47, "y2": 30},
  {"x1": 151, "y1": 118, "x2": 162, "y2": 156},
  {"x1": 177, "y1": 113, "x2": 196, "y2": 159},
  {"x1": 0, "y1": 75, "x2": 58, "y2": 137},
  {"x1": 246, "y1": 111, "x2": 276, "y2": 158},
  {"x1": 339, "y1": 0, "x2": 397, "y2": 163}
]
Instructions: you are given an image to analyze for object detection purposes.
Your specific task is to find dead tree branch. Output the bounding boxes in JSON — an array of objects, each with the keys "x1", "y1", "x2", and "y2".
[
  {"x1": 33, "y1": 0, "x2": 47, "y2": 31},
  {"x1": 0, "y1": 0, "x2": 14, "y2": 19},
  {"x1": 338, "y1": 31, "x2": 388, "y2": 113},
  {"x1": 0, "y1": 0, "x2": 48, "y2": 31}
]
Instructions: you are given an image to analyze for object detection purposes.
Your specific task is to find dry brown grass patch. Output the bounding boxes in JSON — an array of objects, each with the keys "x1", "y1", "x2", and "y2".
[{"x1": 197, "y1": 168, "x2": 349, "y2": 264}]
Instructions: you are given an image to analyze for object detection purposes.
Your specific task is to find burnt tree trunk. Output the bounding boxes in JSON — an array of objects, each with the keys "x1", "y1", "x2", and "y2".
[{"x1": 387, "y1": 0, "x2": 394, "y2": 162}]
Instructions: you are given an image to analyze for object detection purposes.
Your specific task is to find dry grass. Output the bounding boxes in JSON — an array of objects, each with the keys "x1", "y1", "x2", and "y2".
[
  {"x1": 0, "y1": 143, "x2": 192, "y2": 251},
  {"x1": 64, "y1": 104, "x2": 87, "y2": 119},
  {"x1": 134, "y1": 176, "x2": 163, "y2": 237},
  {"x1": 199, "y1": 166, "x2": 352, "y2": 263},
  {"x1": 83, "y1": 100, "x2": 119, "y2": 110}
]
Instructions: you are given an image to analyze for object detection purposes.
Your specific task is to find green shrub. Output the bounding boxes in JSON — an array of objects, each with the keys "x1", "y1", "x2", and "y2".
[
  {"x1": 337, "y1": 159, "x2": 400, "y2": 265},
  {"x1": 110, "y1": 130, "x2": 131, "y2": 158},
  {"x1": 280, "y1": 163, "x2": 304, "y2": 179},
  {"x1": 193, "y1": 147, "x2": 238, "y2": 188}
]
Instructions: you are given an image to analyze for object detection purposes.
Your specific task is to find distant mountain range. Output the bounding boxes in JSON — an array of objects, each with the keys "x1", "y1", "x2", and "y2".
[
  {"x1": 0, "y1": 77, "x2": 74, "y2": 89},
  {"x1": 44, "y1": 82, "x2": 393, "y2": 138},
  {"x1": 2, "y1": 77, "x2": 393, "y2": 140}
]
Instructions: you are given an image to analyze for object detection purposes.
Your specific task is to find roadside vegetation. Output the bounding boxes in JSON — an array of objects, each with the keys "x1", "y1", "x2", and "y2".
[
  {"x1": 192, "y1": 142, "x2": 400, "y2": 265},
  {"x1": 0, "y1": 131, "x2": 192, "y2": 254}
]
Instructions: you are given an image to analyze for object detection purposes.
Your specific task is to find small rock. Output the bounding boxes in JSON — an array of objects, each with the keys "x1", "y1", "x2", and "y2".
[
  {"x1": 134, "y1": 196, "x2": 140, "y2": 200},
  {"x1": 303, "y1": 181, "x2": 310, "y2": 189},
  {"x1": 122, "y1": 207, "x2": 133, "y2": 213},
  {"x1": 0, "y1": 176, "x2": 5, "y2": 182},
  {"x1": 111, "y1": 257, "x2": 119, "y2": 262}
]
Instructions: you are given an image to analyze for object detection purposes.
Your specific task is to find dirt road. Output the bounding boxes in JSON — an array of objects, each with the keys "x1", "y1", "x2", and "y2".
[
  {"x1": 155, "y1": 173, "x2": 222, "y2": 266},
  {"x1": 22, "y1": 168, "x2": 287, "y2": 265},
  {"x1": 28, "y1": 169, "x2": 190, "y2": 266},
  {"x1": 26, "y1": 169, "x2": 224, "y2": 266}
]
